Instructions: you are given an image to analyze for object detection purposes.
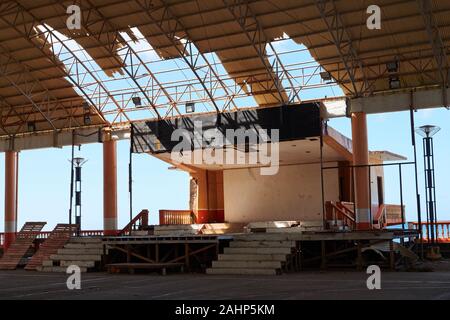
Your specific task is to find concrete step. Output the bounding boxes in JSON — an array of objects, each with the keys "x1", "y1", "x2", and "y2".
[
  {"x1": 60, "y1": 260, "x2": 96, "y2": 268},
  {"x1": 206, "y1": 268, "x2": 277, "y2": 275},
  {"x1": 230, "y1": 241, "x2": 295, "y2": 248},
  {"x1": 37, "y1": 266, "x2": 88, "y2": 273},
  {"x1": 57, "y1": 248, "x2": 105, "y2": 255},
  {"x1": 50, "y1": 254, "x2": 102, "y2": 261},
  {"x1": 246, "y1": 221, "x2": 299, "y2": 229},
  {"x1": 153, "y1": 230, "x2": 199, "y2": 236},
  {"x1": 233, "y1": 234, "x2": 299, "y2": 241},
  {"x1": 154, "y1": 224, "x2": 203, "y2": 231},
  {"x1": 218, "y1": 254, "x2": 287, "y2": 261},
  {"x1": 69, "y1": 238, "x2": 102, "y2": 244},
  {"x1": 42, "y1": 260, "x2": 53, "y2": 267},
  {"x1": 64, "y1": 243, "x2": 104, "y2": 249},
  {"x1": 224, "y1": 247, "x2": 292, "y2": 255},
  {"x1": 212, "y1": 260, "x2": 281, "y2": 269}
]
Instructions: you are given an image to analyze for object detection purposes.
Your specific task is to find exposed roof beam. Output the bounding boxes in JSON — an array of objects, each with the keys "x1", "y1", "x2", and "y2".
[
  {"x1": 0, "y1": 1, "x2": 114, "y2": 125},
  {"x1": 222, "y1": 0, "x2": 288, "y2": 104},
  {"x1": 417, "y1": 0, "x2": 449, "y2": 107},
  {"x1": 315, "y1": 0, "x2": 371, "y2": 97},
  {"x1": 133, "y1": 0, "x2": 239, "y2": 113}
]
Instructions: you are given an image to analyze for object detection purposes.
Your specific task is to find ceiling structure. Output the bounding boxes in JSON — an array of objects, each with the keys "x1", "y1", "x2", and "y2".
[{"x1": 0, "y1": 0, "x2": 449, "y2": 138}]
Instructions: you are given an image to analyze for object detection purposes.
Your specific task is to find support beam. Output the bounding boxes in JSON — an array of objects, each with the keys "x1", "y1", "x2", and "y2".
[
  {"x1": 103, "y1": 133, "x2": 118, "y2": 235},
  {"x1": 4, "y1": 150, "x2": 18, "y2": 250},
  {"x1": 351, "y1": 112, "x2": 371, "y2": 230},
  {"x1": 350, "y1": 87, "x2": 450, "y2": 114},
  {"x1": 191, "y1": 170, "x2": 224, "y2": 223}
]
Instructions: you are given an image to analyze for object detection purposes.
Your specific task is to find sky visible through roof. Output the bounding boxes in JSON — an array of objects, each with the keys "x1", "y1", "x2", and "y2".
[{"x1": 0, "y1": 34, "x2": 449, "y2": 232}]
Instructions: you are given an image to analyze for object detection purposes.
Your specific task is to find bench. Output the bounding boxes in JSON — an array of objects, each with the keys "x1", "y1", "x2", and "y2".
[{"x1": 106, "y1": 263, "x2": 185, "y2": 275}]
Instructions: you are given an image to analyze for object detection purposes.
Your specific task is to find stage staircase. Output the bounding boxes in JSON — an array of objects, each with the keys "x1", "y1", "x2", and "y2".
[
  {"x1": 25, "y1": 224, "x2": 77, "y2": 271},
  {"x1": 206, "y1": 234, "x2": 298, "y2": 275},
  {"x1": 37, "y1": 237, "x2": 106, "y2": 273},
  {"x1": 0, "y1": 222, "x2": 46, "y2": 270}
]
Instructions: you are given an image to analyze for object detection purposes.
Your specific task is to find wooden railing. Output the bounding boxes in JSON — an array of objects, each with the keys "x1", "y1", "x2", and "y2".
[
  {"x1": 0, "y1": 230, "x2": 104, "y2": 248},
  {"x1": 325, "y1": 201, "x2": 356, "y2": 230},
  {"x1": 410, "y1": 221, "x2": 450, "y2": 243},
  {"x1": 119, "y1": 210, "x2": 149, "y2": 236},
  {"x1": 159, "y1": 210, "x2": 196, "y2": 225}
]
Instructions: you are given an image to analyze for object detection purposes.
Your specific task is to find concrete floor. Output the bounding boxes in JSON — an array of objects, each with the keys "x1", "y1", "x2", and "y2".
[{"x1": 1, "y1": 270, "x2": 450, "y2": 300}]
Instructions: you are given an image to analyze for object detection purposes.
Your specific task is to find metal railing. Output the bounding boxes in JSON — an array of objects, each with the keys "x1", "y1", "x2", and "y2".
[
  {"x1": 325, "y1": 201, "x2": 356, "y2": 230},
  {"x1": 0, "y1": 230, "x2": 105, "y2": 247},
  {"x1": 321, "y1": 161, "x2": 415, "y2": 231},
  {"x1": 159, "y1": 210, "x2": 196, "y2": 225},
  {"x1": 119, "y1": 209, "x2": 149, "y2": 236},
  {"x1": 410, "y1": 221, "x2": 450, "y2": 243}
]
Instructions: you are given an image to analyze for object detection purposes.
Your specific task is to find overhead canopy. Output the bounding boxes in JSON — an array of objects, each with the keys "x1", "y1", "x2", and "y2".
[{"x1": 0, "y1": 0, "x2": 449, "y2": 136}]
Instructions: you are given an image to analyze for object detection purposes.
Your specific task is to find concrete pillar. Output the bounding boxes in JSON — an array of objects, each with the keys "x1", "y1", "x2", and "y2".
[
  {"x1": 103, "y1": 139, "x2": 118, "y2": 235},
  {"x1": 4, "y1": 151, "x2": 18, "y2": 250},
  {"x1": 191, "y1": 170, "x2": 224, "y2": 223},
  {"x1": 351, "y1": 112, "x2": 372, "y2": 230}
]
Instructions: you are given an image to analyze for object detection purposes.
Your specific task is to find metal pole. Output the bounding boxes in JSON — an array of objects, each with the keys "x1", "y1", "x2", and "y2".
[
  {"x1": 409, "y1": 105, "x2": 423, "y2": 258},
  {"x1": 399, "y1": 164, "x2": 405, "y2": 245},
  {"x1": 129, "y1": 136, "x2": 134, "y2": 236},
  {"x1": 320, "y1": 121, "x2": 326, "y2": 229},
  {"x1": 69, "y1": 132, "x2": 75, "y2": 225}
]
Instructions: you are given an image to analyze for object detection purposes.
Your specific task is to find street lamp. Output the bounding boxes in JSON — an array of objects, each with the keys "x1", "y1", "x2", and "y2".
[
  {"x1": 72, "y1": 157, "x2": 87, "y2": 234},
  {"x1": 415, "y1": 125, "x2": 440, "y2": 244}
]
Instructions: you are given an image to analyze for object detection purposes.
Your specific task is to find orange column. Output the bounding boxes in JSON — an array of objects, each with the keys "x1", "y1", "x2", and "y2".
[
  {"x1": 4, "y1": 151, "x2": 18, "y2": 250},
  {"x1": 351, "y1": 112, "x2": 372, "y2": 230},
  {"x1": 103, "y1": 138, "x2": 118, "y2": 235}
]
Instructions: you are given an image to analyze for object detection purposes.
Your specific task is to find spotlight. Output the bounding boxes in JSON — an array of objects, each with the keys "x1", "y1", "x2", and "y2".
[
  {"x1": 132, "y1": 96, "x2": 142, "y2": 107},
  {"x1": 27, "y1": 121, "x2": 36, "y2": 132},
  {"x1": 83, "y1": 114, "x2": 92, "y2": 125},
  {"x1": 386, "y1": 60, "x2": 399, "y2": 73},
  {"x1": 320, "y1": 71, "x2": 332, "y2": 82},
  {"x1": 389, "y1": 76, "x2": 401, "y2": 89},
  {"x1": 185, "y1": 102, "x2": 195, "y2": 113}
]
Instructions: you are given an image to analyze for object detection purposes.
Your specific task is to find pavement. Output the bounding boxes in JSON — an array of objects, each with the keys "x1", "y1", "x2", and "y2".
[{"x1": 1, "y1": 269, "x2": 450, "y2": 300}]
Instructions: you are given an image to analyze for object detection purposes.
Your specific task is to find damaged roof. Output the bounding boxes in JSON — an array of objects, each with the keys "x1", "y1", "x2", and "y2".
[{"x1": 0, "y1": 0, "x2": 449, "y2": 135}]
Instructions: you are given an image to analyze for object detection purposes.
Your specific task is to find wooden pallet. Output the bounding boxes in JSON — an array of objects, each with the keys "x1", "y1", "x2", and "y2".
[
  {"x1": 0, "y1": 222, "x2": 46, "y2": 270},
  {"x1": 25, "y1": 224, "x2": 77, "y2": 271}
]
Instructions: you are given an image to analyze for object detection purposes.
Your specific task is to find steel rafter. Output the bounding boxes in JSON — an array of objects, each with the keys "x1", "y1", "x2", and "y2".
[
  {"x1": 0, "y1": 1, "x2": 116, "y2": 125},
  {"x1": 315, "y1": 0, "x2": 371, "y2": 97},
  {"x1": 417, "y1": 0, "x2": 449, "y2": 92},
  {"x1": 222, "y1": 0, "x2": 288, "y2": 104},
  {"x1": 133, "y1": 0, "x2": 239, "y2": 114},
  {"x1": 0, "y1": 45, "x2": 82, "y2": 133},
  {"x1": 56, "y1": 0, "x2": 180, "y2": 119}
]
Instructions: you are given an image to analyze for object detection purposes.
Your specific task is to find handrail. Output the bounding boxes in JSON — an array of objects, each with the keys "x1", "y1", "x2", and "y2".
[
  {"x1": 375, "y1": 204, "x2": 387, "y2": 228},
  {"x1": 410, "y1": 221, "x2": 450, "y2": 243},
  {"x1": 326, "y1": 201, "x2": 356, "y2": 230},
  {"x1": 118, "y1": 210, "x2": 149, "y2": 236},
  {"x1": 0, "y1": 230, "x2": 105, "y2": 247}
]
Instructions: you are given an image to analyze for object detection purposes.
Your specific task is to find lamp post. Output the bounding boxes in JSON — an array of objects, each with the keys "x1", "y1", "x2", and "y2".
[
  {"x1": 415, "y1": 125, "x2": 440, "y2": 244},
  {"x1": 72, "y1": 157, "x2": 87, "y2": 235}
]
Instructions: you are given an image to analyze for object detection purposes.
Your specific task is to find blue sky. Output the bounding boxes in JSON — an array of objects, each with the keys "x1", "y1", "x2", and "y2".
[{"x1": 0, "y1": 107, "x2": 448, "y2": 232}]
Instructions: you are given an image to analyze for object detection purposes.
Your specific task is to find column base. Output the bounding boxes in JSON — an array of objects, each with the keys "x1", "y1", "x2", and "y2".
[{"x1": 197, "y1": 209, "x2": 225, "y2": 224}]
